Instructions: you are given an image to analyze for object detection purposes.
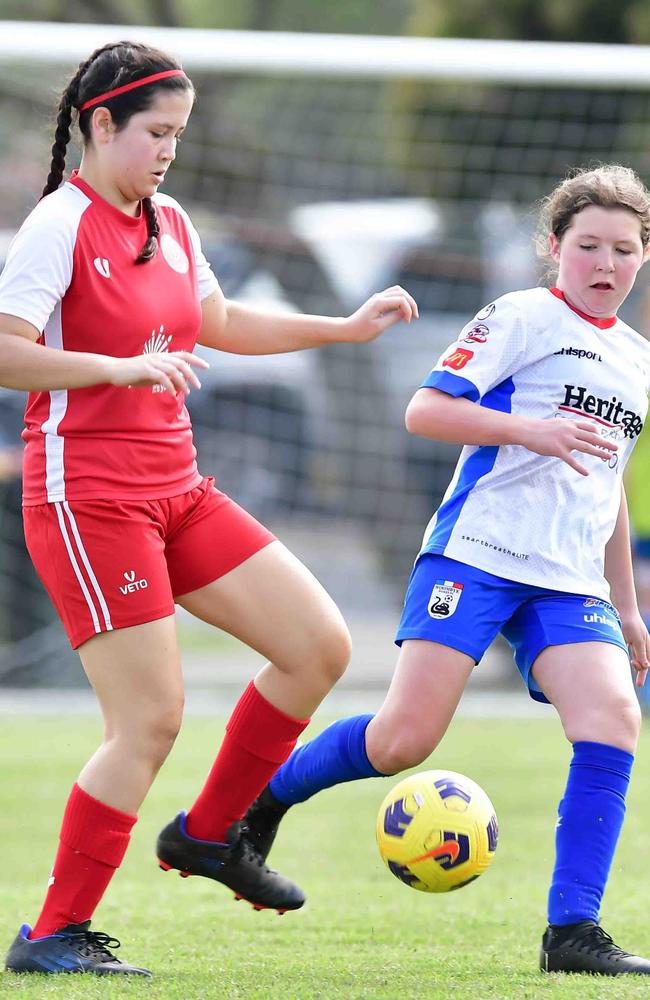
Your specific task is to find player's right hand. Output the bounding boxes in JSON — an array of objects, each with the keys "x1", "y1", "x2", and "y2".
[
  {"x1": 107, "y1": 351, "x2": 210, "y2": 394},
  {"x1": 520, "y1": 417, "x2": 618, "y2": 476}
]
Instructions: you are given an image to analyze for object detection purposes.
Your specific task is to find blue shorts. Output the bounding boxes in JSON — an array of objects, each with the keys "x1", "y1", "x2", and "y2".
[{"x1": 395, "y1": 554, "x2": 628, "y2": 704}]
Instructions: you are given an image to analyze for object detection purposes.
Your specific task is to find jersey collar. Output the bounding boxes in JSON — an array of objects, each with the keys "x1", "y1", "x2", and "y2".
[
  {"x1": 67, "y1": 170, "x2": 145, "y2": 230},
  {"x1": 549, "y1": 287, "x2": 618, "y2": 330}
]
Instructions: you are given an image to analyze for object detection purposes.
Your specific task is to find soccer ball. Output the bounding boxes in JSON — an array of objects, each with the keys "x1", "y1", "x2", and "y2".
[{"x1": 376, "y1": 769, "x2": 498, "y2": 893}]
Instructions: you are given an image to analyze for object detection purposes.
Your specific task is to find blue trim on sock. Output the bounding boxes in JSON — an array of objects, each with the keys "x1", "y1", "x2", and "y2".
[
  {"x1": 269, "y1": 714, "x2": 383, "y2": 806},
  {"x1": 178, "y1": 812, "x2": 228, "y2": 847},
  {"x1": 548, "y1": 740, "x2": 633, "y2": 926}
]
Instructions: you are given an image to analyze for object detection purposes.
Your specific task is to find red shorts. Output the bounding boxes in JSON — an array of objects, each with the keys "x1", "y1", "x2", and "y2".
[{"x1": 23, "y1": 477, "x2": 275, "y2": 649}]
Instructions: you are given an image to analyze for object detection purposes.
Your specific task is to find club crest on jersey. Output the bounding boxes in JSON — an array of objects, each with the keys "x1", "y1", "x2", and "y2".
[
  {"x1": 463, "y1": 324, "x2": 490, "y2": 344},
  {"x1": 160, "y1": 233, "x2": 189, "y2": 274},
  {"x1": 443, "y1": 348, "x2": 473, "y2": 370},
  {"x1": 427, "y1": 580, "x2": 464, "y2": 619}
]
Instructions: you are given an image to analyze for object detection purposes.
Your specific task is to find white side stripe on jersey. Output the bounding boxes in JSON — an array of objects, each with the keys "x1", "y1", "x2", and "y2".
[
  {"x1": 62, "y1": 502, "x2": 113, "y2": 632},
  {"x1": 41, "y1": 300, "x2": 67, "y2": 501},
  {"x1": 54, "y1": 503, "x2": 113, "y2": 635}
]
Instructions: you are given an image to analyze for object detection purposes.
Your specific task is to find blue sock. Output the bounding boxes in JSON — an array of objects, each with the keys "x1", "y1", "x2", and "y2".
[
  {"x1": 548, "y1": 740, "x2": 633, "y2": 926},
  {"x1": 269, "y1": 714, "x2": 384, "y2": 805}
]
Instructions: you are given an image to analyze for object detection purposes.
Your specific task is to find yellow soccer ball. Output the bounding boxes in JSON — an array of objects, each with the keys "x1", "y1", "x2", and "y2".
[{"x1": 376, "y1": 769, "x2": 498, "y2": 892}]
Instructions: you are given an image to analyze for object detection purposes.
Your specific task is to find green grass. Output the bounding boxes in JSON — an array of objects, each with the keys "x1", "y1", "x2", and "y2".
[{"x1": 1, "y1": 713, "x2": 650, "y2": 998}]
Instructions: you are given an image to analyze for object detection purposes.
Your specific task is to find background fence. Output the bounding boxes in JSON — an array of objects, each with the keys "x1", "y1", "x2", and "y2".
[{"x1": 1, "y1": 25, "x2": 650, "y2": 685}]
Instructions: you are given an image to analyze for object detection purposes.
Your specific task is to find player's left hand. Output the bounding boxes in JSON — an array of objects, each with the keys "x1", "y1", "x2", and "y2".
[
  {"x1": 341, "y1": 286, "x2": 419, "y2": 343},
  {"x1": 620, "y1": 608, "x2": 650, "y2": 686}
]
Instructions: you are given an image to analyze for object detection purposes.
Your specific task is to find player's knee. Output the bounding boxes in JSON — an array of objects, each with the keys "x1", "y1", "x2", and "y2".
[
  {"x1": 370, "y1": 729, "x2": 438, "y2": 776},
  {"x1": 312, "y1": 620, "x2": 352, "y2": 686},
  {"x1": 564, "y1": 695, "x2": 642, "y2": 754},
  {"x1": 136, "y1": 704, "x2": 184, "y2": 766},
  {"x1": 154, "y1": 711, "x2": 184, "y2": 756},
  {"x1": 613, "y1": 697, "x2": 642, "y2": 750}
]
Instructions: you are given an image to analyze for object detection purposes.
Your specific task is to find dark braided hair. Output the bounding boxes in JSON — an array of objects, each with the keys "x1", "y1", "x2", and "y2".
[{"x1": 43, "y1": 41, "x2": 194, "y2": 264}]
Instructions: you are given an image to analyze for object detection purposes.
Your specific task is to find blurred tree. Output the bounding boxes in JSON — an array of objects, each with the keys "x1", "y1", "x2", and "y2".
[
  {"x1": 3, "y1": 0, "x2": 650, "y2": 40},
  {"x1": 0, "y1": 0, "x2": 419, "y2": 32},
  {"x1": 406, "y1": 0, "x2": 650, "y2": 43}
]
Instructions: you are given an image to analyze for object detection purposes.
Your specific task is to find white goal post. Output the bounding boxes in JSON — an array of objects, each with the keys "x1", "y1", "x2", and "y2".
[{"x1": 1, "y1": 21, "x2": 650, "y2": 87}]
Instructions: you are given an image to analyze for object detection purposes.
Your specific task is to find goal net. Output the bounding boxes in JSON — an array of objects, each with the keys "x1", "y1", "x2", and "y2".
[{"x1": 1, "y1": 25, "x2": 649, "y2": 682}]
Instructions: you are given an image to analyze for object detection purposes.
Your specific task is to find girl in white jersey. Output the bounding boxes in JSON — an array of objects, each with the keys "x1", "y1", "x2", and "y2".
[
  {"x1": 0, "y1": 42, "x2": 418, "y2": 978},
  {"x1": 245, "y1": 165, "x2": 650, "y2": 978}
]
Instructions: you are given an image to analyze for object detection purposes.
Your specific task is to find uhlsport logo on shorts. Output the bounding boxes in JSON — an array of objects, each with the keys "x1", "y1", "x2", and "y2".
[
  {"x1": 428, "y1": 580, "x2": 464, "y2": 619},
  {"x1": 583, "y1": 611, "x2": 618, "y2": 629}
]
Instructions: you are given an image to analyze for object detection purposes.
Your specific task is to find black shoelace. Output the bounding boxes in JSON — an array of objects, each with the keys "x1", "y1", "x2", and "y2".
[
  {"x1": 573, "y1": 925, "x2": 627, "y2": 959},
  {"x1": 65, "y1": 929, "x2": 122, "y2": 962}
]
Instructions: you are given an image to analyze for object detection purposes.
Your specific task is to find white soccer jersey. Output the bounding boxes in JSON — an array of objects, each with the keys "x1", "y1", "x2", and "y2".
[{"x1": 419, "y1": 287, "x2": 650, "y2": 600}]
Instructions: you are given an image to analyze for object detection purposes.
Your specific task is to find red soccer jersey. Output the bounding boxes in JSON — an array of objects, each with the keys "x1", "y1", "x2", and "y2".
[{"x1": 0, "y1": 173, "x2": 219, "y2": 504}]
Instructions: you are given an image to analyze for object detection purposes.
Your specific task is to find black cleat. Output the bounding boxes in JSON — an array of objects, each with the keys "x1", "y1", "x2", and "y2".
[
  {"x1": 156, "y1": 811, "x2": 304, "y2": 913},
  {"x1": 4, "y1": 921, "x2": 151, "y2": 976},
  {"x1": 540, "y1": 920, "x2": 650, "y2": 975},
  {"x1": 244, "y1": 784, "x2": 291, "y2": 861}
]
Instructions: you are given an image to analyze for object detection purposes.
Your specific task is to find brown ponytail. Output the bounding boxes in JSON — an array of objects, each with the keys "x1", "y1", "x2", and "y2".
[{"x1": 136, "y1": 197, "x2": 161, "y2": 264}]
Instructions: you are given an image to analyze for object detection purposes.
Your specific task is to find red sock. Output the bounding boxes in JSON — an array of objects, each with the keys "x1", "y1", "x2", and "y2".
[
  {"x1": 30, "y1": 783, "x2": 136, "y2": 939},
  {"x1": 186, "y1": 681, "x2": 309, "y2": 842}
]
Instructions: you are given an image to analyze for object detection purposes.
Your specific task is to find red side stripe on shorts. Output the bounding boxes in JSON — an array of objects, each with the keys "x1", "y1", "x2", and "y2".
[{"x1": 54, "y1": 502, "x2": 113, "y2": 635}]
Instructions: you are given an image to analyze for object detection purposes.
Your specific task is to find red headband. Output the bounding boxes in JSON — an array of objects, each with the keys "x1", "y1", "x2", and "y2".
[{"x1": 79, "y1": 69, "x2": 187, "y2": 113}]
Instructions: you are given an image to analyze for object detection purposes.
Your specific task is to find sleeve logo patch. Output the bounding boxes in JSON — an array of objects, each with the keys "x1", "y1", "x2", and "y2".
[
  {"x1": 463, "y1": 324, "x2": 490, "y2": 344},
  {"x1": 476, "y1": 302, "x2": 496, "y2": 320},
  {"x1": 442, "y1": 348, "x2": 474, "y2": 370}
]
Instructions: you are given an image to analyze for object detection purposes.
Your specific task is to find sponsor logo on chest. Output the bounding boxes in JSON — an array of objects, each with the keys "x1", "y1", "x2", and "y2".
[
  {"x1": 559, "y1": 384, "x2": 643, "y2": 439},
  {"x1": 143, "y1": 325, "x2": 173, "y2": 393}
]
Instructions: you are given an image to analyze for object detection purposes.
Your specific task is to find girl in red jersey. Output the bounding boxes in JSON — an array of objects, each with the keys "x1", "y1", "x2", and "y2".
[{"x1": 0, "y1": 41, "x2": 418, "y2": 978}]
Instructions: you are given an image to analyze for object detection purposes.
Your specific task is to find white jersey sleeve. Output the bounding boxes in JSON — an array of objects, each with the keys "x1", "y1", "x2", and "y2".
[
  {"x1": 0, "y1": 188, "x2": 84, "y2": 332},
  {"x1": 154, "y1": 193, "x2": 219, "y2": 301},
  {"x1": 421, "y1": 294, "x2": 529, "y2": 401}
]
